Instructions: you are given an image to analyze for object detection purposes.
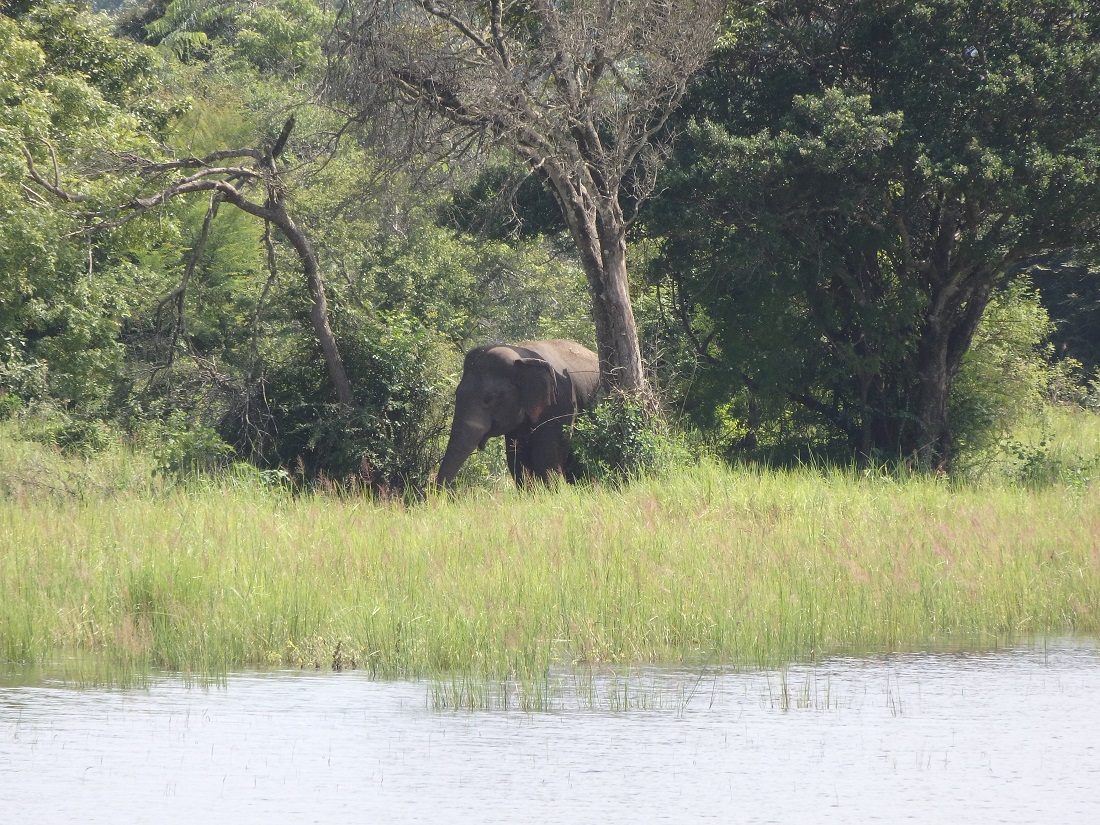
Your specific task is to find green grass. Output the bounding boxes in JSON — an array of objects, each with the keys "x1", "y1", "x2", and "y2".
[
  {"x1": 955, "y1": 404, "x2": 1100, "y2": 485},
  {"x1": 2, "y1": 416, "x2": 1098, "y2": 689}
]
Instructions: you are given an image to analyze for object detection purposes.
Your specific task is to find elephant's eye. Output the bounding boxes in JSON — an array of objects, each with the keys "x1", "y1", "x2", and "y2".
[{"x1": 482, "y1": 392, "x2": 495, "y2": 406}]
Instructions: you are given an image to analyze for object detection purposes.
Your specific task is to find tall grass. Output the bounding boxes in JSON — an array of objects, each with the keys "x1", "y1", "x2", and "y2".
[
  {"x1": 955, "y1": 404, "x2": 1100, "y2": 484},
  {"x1": 2, "y1": 432, "x2": 1098, "y2": 683}
]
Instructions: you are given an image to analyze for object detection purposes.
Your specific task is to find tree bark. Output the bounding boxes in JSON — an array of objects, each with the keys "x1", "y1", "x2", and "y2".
[
  {"x1": 914, "y1": 322, "x2": 953, "y2": 471},
  {"x1": 596, "y1": 216, "x2": 648, "y2": 397},
  {"x1": 913, "y1": 273, "x2": 994, "y2": 471},
  {"x1": 268, "y1": 203, "x2": 354, "y2": 407},
  {"x1": 537, "y1": 165, "x2": 650, "y2": 401}
]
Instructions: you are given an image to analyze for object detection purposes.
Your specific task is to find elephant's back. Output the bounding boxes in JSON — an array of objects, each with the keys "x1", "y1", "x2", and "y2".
[
  {"x1": 516, "y1": 339, "x2": 597, "y2": 364},
  {"x1": 536, "y1": 340, "x2": 600, "y2": 403}
]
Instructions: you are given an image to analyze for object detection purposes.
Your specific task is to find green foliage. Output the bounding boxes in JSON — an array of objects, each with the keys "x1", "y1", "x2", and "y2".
[
  {"x1": 144, "y1": 0, "x2": 331, "y2": 76},
  {"x1": 16, "y1": 0, "x2": 171, "y2": 127},
  {"x1": 9, "y1": 402, "x2": 117, "y2": 455},
  {"x1": 647, "y1": 0, "x2": 1100, "y2": 468},
  {"x1": 232, "y1": 0, "x2": 328, "y2": 75},
  {"x1": 224, "y1": 314, "x2": 450, "y2": 493},
  {"x1": 136, "y1": 409, "x2": 235, "y2": 475},
  {"x1": 0, "y1": 391, "x2": 23, "y2": 420},
  {"x1": 1024, "y1": 249, "x2": 1100, "y2": 375},
  {"x1": 289, "y1": 138, "x2": 595, "y2": 353},
  {"x1": 442, "y1": 156, "x2": 566, "y2": 240},
  {"x1": 144, "y1": 0, "x2": 243, "y2": 58},
  {"x1": 5, "y1": 0, "x2": 1097, "y2": 493},
  {"x1": 1084, "y1": 372, "x2": 1100, "y2": 413},
  {"x1": 352, "y1": 228, "x2": 593, "y2": 349},
  {"x1": 947, "y1": 281, "x2": 1100, "y2": 485},
  {"x1": 0, "y1": 411, "x2": 159, "y2": 500},
  {"x1": 1, "y1": 4, "x2": 180, "y2": 417},
  {"x1": 648, "y1": 84, "x2": 926, "y2": 460},
  {"x1": 951, "y1": 405, "x2": 1100, "y2": 487},
  {"x1": 571, "y1": 393, "x2": 689, "y2": 483},
  {"x1": 950, "y1": 279, "x2": 1062, "y2": 458}
]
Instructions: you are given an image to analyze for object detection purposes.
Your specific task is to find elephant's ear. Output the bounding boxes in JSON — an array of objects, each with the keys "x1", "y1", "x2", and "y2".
[{"x1": 515, "y1": 357, "x2": 557, "y2": 424}]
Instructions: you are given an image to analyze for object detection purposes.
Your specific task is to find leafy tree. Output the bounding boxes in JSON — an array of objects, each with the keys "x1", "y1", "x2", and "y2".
[
  {"x1": 1022, "y1": 249, "x2": 1100, "y2": 376},
  {"x1": 650, "y1": 0, "x2": 1100, "y2": 469},
  {"x1": 950, "y1": 277, "x2": 1065, "y2": 460},
  {"x1": 140, "y1": 0, "x2": 331, "y2": 76},
  {"x1": 327, "y1": 0, "x2": 725, "y2": 400},
  {"x1": 1, "y1": 2, "x2": 177, "y2": 416}
]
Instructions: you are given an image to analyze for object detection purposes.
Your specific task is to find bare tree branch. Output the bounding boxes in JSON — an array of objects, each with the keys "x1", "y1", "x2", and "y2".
[
  {"x1": 329, "y1": 0, "x2": 723, "y2": 398},
  {"x1": 22, "y1": 143, "x2": 89, "y2": 203},
  {"x1": 23, "y1": 118, "x2": 355, "y2": 408}
]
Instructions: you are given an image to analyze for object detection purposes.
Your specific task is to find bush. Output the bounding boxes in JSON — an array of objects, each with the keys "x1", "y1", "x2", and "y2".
[
  {"x1": 571, "y1": 392, "x2": 690, "y2": 483},
  {"x1": 137, "y1": 411, "x2": 236, "y2": 476},
  {"x1": 0, "y1": 414, "x2": 160, "y2": 500},
  {"x1": 1080, "y1": 369, "x2": 1100, "y2": 412},
  {"x1": 0, "y1": 391, "x2": 24, "y2": 421},
  {"x1": 951, "y1": 278, "x2": 1067, "y2": 461},
  {"x1": 10, "y1": 401, "x2": 118, "y2": 456},
  {"x1": 222, "y1": 314, "x2": 450, "y2": 495}
]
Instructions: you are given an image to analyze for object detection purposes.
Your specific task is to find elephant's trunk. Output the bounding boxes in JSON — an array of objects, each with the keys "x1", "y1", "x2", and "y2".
[{"x1": 436, "y1": 418, "x2": 488, "y2": 487}]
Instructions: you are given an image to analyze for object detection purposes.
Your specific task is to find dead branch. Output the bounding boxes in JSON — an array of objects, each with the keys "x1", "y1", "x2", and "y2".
[
  {"x1": 22, "y1": 143, "x2": 89, "y2": 203},
  {"x1": 23, "y1": 117, "x2": 355, "y2": 409}
]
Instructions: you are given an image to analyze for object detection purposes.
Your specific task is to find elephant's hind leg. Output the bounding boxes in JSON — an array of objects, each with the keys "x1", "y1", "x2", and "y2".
[{"x1": 522, "y1": 427, "x2": 570, "y2": 484}]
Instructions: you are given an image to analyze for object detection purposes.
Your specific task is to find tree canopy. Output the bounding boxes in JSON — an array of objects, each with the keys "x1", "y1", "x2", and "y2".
[
  {"x1": 328, "y1": 0, "x2": 725, "y2": 397},
  {"x1": 648, "y1": 0, "x2": 1100, "y2": 468},
  {"x1": 2, "y1": 0, "x2": 1098, "y2": 485},
  {"x1": 1, "y1": 1, "x2": 175, "y2": 411}
]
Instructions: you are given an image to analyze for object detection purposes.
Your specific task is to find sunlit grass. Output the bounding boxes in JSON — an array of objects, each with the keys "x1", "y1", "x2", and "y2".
[
  {"x1": 956, "y1": 404, "x2": 1100, "y2": 485},
  {"x1": 2, "y1": 442, "x2": 1097, "y2": 688}
]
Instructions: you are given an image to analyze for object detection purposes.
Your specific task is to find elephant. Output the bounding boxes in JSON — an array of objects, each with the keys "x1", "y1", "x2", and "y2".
[{"x1": 436, "y1": 339, "x2": 601, "y2": 487}]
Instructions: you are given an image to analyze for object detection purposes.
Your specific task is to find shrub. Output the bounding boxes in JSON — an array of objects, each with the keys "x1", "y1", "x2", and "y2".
[
  {"x1": 571, "y1": 392, "x2": 690, "y2": 483},
  {"x1": 0, "y1": 391, "x2": 24, "y2": 421},
  {"x1": 138, "y1": 411, "x2": 236, "y2": 476},
  {"x1": 10, "y1": 401, "x2": 117, "y2": 456},
  {"x1": 222, "y1": 314, "x2": 450, "y2": 495},
  {"x1": 951, "y1": 278, "x2": 1065, "y2": 460}
]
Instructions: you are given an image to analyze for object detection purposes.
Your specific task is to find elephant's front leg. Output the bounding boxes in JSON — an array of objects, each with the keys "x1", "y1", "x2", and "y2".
[{"x1": 506, "y1": 437, "x2": 534, "y2": 487}]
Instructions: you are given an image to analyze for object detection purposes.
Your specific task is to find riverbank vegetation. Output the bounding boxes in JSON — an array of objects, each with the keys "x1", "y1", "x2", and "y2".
[
  {"x1": 2, "y1": 410, "x2": 1098, "y2": 684},
  {"x1": 3, "y1": 1, "x2": 1099, "y2": 487},
  {"x1": 2, "y1": 2, "x2": 1100, "y2": 688}
]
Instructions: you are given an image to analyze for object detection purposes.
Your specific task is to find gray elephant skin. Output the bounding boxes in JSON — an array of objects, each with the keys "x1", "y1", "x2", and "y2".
[{"x1": 437, "y1": 339, "x2": 600, "y2": 487}]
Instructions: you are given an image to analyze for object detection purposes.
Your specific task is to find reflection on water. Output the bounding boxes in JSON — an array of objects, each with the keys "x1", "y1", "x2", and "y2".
[{"x1": 2, "y1": 640, "x2": 1099, "y2": 824}]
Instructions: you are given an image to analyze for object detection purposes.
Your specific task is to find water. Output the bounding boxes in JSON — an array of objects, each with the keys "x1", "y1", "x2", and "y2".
[{"x1": 2, "y1": 640, "x2": 1099, "y2": 824}]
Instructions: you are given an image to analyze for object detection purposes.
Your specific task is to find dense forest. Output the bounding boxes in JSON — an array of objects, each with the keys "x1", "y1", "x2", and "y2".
[{"x1": 2, "y1": 0, "x2": 1099, "y2": 490}]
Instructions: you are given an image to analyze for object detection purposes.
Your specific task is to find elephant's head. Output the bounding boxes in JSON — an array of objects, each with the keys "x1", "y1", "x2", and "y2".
[{"x1": 436, "y1": 346, "x2": 558, "y2": 486}]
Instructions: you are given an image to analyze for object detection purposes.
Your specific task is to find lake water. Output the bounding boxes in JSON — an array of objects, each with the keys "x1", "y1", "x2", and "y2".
[{"x1": 2, "y1": 639, "x2": 1098, "y2": 823}]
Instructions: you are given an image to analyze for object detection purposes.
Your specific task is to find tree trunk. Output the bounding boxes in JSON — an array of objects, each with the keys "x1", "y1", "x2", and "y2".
[
  {"x1": 914, "y1": 323, "x2": 953, "y2": 471},
  {"x1": 267, "y1": 201, "x2": 354, "y2": 407},
  {"x1": 913, "y1": 276, "x2": 994, "y2": 472},
  {"x1": 596, "y1": 220, "x2": 649, "y2": 397},
  {"x1": 538, "y1": 168, "x2": 650, "y2": 401},
  {"x1": 262, "y1": 117, "x2": 352, "y2": 408}
]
